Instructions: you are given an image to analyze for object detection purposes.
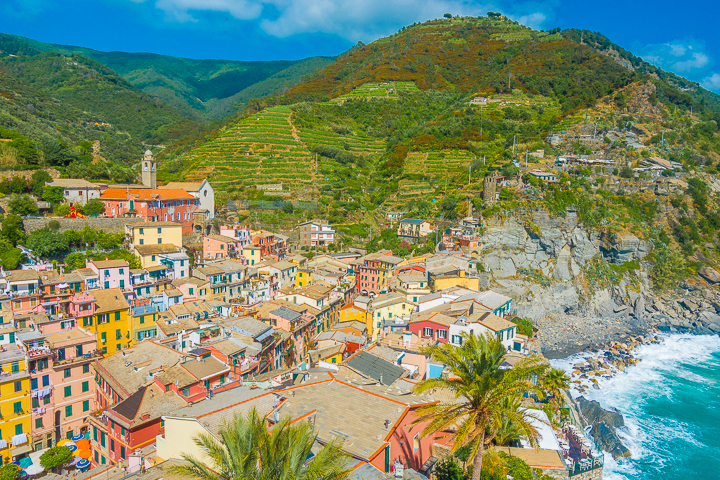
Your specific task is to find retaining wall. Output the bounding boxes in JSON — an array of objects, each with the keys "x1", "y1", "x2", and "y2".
[{"x1": 22, "y1": 217, "x2": 130, "y2": 233}]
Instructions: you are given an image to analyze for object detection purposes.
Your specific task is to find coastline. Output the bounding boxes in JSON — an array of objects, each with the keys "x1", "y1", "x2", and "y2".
[{"x1": 550, "y1": 333, "x2": 720, "y2": 480}]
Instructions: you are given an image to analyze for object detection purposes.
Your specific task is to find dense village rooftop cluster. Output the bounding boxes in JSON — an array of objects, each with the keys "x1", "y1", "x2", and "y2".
[{"x1": 0, "y1": 193, "x2": 593, "y2": 480}]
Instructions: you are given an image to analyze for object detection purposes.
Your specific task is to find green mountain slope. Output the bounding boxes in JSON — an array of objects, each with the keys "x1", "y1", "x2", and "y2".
[
  {"x1": 0, "y1": 33, "x2": 334, "y2": 121},
  {"x1": 0, "y1": 51, "x2": 200, "y2": 165}
]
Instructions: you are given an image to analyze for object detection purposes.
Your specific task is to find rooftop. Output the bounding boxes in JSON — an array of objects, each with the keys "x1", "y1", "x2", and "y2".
[
  {"x1": 95, "y1": 341, "x2": 183, "y2": 396},
  {"x1": 47, "y1": 178, "x2": 100, "y2": 189},
  {"x1": 91, "y1": 288, "x2": 130, "y2": 315},
  {"x1": 345, "y1": 351, "x2": 405, "y2": 385},
  {"x1": 181, "y1": 357, "x2": 229, "y2": 381},
  {"x1": 135, "y1": 244, "x2": 180, "y2": 256},
  {"x1": 91, "y1": 259, "x2": 129, "y2": 269},
  {"x1": 101, "y1": 189, "x2": 194, "y2": 201}
]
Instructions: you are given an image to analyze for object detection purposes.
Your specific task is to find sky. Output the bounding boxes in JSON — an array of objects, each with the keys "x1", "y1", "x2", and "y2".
[{"x1": 1, "y1": 0, "x2": 720, "y2": 93}]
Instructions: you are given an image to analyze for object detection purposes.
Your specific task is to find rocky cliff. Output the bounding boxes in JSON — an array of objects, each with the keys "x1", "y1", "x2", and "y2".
[{"x1": 574, "y1": 396, "x2": 631, "y2": 459}]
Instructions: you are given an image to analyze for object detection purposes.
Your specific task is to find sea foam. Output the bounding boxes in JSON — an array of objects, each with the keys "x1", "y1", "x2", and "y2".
[{"x1": 552, "y1": 334, "x2": 720, "y2": 480}]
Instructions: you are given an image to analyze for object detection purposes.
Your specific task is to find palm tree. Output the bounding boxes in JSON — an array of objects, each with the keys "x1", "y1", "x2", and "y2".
[
  {"x1": 414, "y1": 333, "x2": 547, "y2": 480},
  {"x1": 492, "y1": 396, "x2": 524, "y2": 447},
  {"x1": 541, "y1": 368, "x2": 570, "y2": 403},
  {"x1": 171, "y1": 407, "x2": 350, "y2": 480}
]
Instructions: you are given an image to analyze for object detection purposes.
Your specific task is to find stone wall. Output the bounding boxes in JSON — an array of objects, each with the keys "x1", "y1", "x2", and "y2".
[{"x1": 23, "y1": 217, "x2": 130, "y2": 233}]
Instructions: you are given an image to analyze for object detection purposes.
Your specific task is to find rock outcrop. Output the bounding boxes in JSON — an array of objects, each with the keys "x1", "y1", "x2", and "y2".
[{"x1": 575, "y1": 397, "x2": 631, "y2": 459}]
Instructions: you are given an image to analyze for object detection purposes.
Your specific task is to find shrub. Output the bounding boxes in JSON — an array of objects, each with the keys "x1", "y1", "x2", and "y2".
[{"x1": 8, "y1": 194, "x2": 38, "y2": 216}]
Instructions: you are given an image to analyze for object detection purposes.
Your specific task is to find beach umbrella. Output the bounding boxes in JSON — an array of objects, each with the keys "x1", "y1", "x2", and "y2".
[
  {"x1": 24, "y1": 464, "x2": 44, "y2": 476},
  {"x1": 67, "y1": 445, "x2": 77, "y2": 453},
  {"x1": 71, "y1": 434, "x2": 83, "y2": 442},
  {"x1": 18, "y1": 458, "x2": 32, "y2": 469},
  {"x1": 75, "y1": 440, "x2": 90, "y2": 450},
  {"x1": 74, "y1": 449, "x2": 91, "y2": 459},
  {"x1": 76, "y1": 459, "x2": 90, "y2": 470}
]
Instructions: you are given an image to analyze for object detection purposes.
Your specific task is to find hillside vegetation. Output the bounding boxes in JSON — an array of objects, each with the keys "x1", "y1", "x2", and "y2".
[{"x1": 0, "y1": 33, "x2": 334, "y2": 122}]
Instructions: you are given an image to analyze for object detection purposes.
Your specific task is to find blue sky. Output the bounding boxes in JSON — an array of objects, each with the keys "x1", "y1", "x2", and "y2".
[{"x1": 2, "y1": 0, "x2": 719, "y2": 92}]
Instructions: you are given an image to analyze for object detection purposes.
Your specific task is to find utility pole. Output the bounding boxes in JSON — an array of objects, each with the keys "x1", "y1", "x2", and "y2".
[
  {"x1": 661, "y1": 129, "x2": 665, "y2": 146},
  {"x1": 525, "y1": 150, "x2": 528, "y2": 168},
  {"x1": 512, "y1": 135, "x2": 516, "y2": 156},
  {"x1": 593, "y1": 123, "x2": 597, "y2": 139},
  {"x1": 483, "y1": 155, "x2": 485, "y2": 166},
  {"x1": 468, "y1": 164, "x2": 472, "y2": 186},
  {"x1": 480, "y1": 104, "x2": 483, "y2": 141}
]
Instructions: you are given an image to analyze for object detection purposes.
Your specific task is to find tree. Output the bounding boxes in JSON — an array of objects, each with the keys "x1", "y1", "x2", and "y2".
[
  {"x1": 434, "y1": 457, "x2": 467, "y2": 480},
  {"x1": 413, "y1": 333, "x2": 547, "y2": 480},
  {"x1": 31, "y1": 170, "x2": 52, "y2": 196},
  {"x1": 0, "y1": 464, "x2": 20, "y2": 480},
  {"x1": 650, "y1": 246, "x2": 687, "y2": 292},
  {"x1": 2, "y1": 214, "x2": 26, "y2": 245},
  {"x1": 27, "y1": 228, "x2": 69, "y2": 257},
  {"x1": 41, "y1": 186, "x2": 64, "y2": 205},
  {"x1": 40, "y1": 446, "x2": 73, "y2": 472},
  {"x1": 619, "y1": 166, "x2": 634, "y2": 178},
  {"x1": 541, "y1": 368, "x2": 569, "y2": 402},
  {"x1": 8, "y1": 194, "x2": 38, "y2": 216},
  {"x1": 444, "y1": 13, "x2": 452, "y2": 18},
  {"x1": 0, "y1": 247, "x2": 23, "y2": 269},
  {"x1": 83, "y1": 198, "x2": 106, "y2": 216},
  {"x1": 170, "y1": 407, "x2": 350, "y2": 480}
]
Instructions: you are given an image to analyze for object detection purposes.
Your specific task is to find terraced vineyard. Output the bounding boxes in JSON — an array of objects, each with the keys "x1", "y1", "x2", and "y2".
[
  {"x1": 404, "y1": 150, "x2": 476, "y2": 177},
  {"x1": 297, "y1": 128, "x2": 386, "y2": 156},
  {"x1": 397, "y1": 179, "x2": 437, "y2": 199},
  {"x1": 183, "y1": 106, "x2": 317, "y2": 194},
  {"x1": 333, "y1": 81, "x2": 420, "y2": 101}
]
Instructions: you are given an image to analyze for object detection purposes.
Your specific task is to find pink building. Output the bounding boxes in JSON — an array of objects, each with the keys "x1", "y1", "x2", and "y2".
[
  {"x1": 267, "y1": 306, "x2": 315, "y2": 365},
  {"x1": 100, "y1": 188, "x2": 198, "y2": 234},
  {"x1": 219, "y1": 224, "x2": 252, "y2": 247},
  {"x1": 87, "y1": 260, "x2": 130, "y2": 290},
  {"x1": 203, "y1": 235, "x2": 240, "y2": 260},
  {"x1": 24, "y1": 328, "x2": 99, "y2": 450}
]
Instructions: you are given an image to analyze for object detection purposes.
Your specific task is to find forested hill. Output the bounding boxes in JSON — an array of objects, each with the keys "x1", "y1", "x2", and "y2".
[
  {"x1": 0, "y1": 49, "x2": 201, "y2": 170},
  {"x1": 0, "y1": 33, "x2": 334, "y2": 122},
  {"x1": 289, "y1": 16, "x2": 720, "y2": 117}
]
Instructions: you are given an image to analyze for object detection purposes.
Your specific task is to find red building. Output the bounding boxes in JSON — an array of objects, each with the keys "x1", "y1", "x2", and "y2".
[
  {"x1": 407, "y1": 312, "x2": 455, "y2": 343},
  {"x1": 100, "y1": 189, "x2": 198, "y2": 234},
  {"x1": 354, "y1": 250, "x2": 404, "y2": 296}
]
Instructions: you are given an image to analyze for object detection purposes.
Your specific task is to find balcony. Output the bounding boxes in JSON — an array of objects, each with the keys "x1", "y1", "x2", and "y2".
[{"x1": 52, "y1": 349, "x2": 103, "y2": 367}]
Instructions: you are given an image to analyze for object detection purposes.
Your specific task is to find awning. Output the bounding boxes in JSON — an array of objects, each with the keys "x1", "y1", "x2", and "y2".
[{"x1": 11, "y1": 443, "x2": 33, "y2": 456}]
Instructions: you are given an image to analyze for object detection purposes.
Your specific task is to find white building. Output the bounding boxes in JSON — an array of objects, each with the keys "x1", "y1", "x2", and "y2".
[
  {"x1": 160, "y1": 179, "x2": 215, "y2": 218},
  {"x1": 449, "y1": 312, "x2": 522, "y2": 352},
  {"x1": 158, "y1": 251, "x2": 190, "y2": 280},
  {"x1": 46, "y1": 179, "x2": 101, "y2": 206}
]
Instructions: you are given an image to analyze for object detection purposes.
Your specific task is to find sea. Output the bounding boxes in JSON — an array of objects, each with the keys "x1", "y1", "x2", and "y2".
[{"x1": 551, "y1": 333, "x2": 720, "y2": 480}]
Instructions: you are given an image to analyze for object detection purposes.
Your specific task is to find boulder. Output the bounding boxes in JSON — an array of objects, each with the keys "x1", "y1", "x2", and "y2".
[
  {"x1": 575, "y1": 397, "x2": 631, "y2": 459},
  {"x1": 699, "y1": 266, "x2": 720, "y2": 284}
]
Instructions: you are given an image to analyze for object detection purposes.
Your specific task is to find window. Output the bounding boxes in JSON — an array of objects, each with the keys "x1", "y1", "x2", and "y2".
[
  {"x1": 83, "y1": 364, "x2": 90, "y2": 374},
  {"x1": 13, "y1": 401, "x2": 22, "y2": 413},
  {"x1": 83, "y1": 400, "x2": 90, "y2": 412},
  {"x1": 119, "y1": 280, "x2": 125, "y2": 289},
  {"x1": 423, "y1": 327, "x2": 433, "y2": 337},
  {"x1": 438, "y1": 329, "x2": 447, "y2": 339},
  {"x1": 101, "y1": 332, "x2": 106, "y2": 343},
  {"x1": 139, "y1": 228, "x2": 144, "y2": 234},
  {"x1": 100, "y1": 432, "x2": 106, "y2": 447},
  {"x1": 65, "y1": 405, "x2": 72, "y2": 418},
  {"x1": 64, "y1": 368, "x2": 71, "y2": 378},
  {"x1": 158, "y1": 228, "x2": 162, "y2": 234},
  {"x1": 116, "y1": 344, "x2": 121, "y2": 352},
  {"x1": 64, "y1": 386, "x2": 71, "y2": 397},
  {"x1": 82, "y1": 381, "x2": 89, "y2": 392},
  {"x1": 42, "y1": 375, "x2": 49, "y2": 387},
  {"x1": 182, "y1": 387, "x2": 190, "y2": 397},
  {"x1": 158, "y1": 238, "x2": 162, "y2": 244},
  {"x1": 451, "y1": 335, "x2": 463, "y2": 345},
  {"x1": 116, "y1": 329, "x2": 122, "y2": 340},
  {"x1": 43, "y1": 396, "x2": 50, "y2": 405},
  {"x1": 110, "y1": 439, "x2": 115, "y2": 452},
  {"x1": 15, "y1": 424, "x2": 23, "y2": 435},
  {"x1": 95, "y1": 451, "x2": 99, "y2": 464},
  {"x1": 83, "y1": 317, "x2": 93, "y2": 327},
  {"x1": 115, "y1": 312, "x2": 121, "y2": 321},
  {"x1": 120, "y1": 446, "x2": 125, "y2": 460},
  {"x1": 76, "y1": 345, "x2": 83, "y2": 357},
  {"x1": 140, "y1": 316, "x2": 145, "y2": 324},
  {"x1": 14, "y1": 381, "x2": 21, "y2": 392}
]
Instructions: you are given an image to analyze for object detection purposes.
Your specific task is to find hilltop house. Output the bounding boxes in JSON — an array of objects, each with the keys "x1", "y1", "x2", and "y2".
[
  {"x1": 397, "y1": 219, "x2": 433, "y2": 244},
  {"x1": 46, "y1": 179, "x2": 101, "y2": 206}
]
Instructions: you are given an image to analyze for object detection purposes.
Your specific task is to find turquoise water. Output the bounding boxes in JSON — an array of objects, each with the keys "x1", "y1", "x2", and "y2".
[{"x1": 553, "y1": 334, "x2": 720, "y2": 480}]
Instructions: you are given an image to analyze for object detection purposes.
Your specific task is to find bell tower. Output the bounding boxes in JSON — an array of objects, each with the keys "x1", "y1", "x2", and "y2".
[{"x1": 141, "y1": 150, "x2": 156, "y2": 188}]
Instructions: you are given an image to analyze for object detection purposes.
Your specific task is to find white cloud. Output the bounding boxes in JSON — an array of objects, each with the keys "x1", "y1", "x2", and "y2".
[
  {"x1": 136, "y1": 0, "x2": 553, "y2": 41},
  {"x1": 512, "y1": 12, "x2": 546, "y2": 30},
  {"x1": 638, "y1": 39, "x2": 712, "y2": 74},
  {"x1": 701, "y1": 73, "x2": 720, "y2": 92}
]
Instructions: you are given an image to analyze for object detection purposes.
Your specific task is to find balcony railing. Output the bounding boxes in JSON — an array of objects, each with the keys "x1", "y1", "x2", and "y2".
[{"x1": 53, "y1": 349, "x2": 103, "y2": 367}]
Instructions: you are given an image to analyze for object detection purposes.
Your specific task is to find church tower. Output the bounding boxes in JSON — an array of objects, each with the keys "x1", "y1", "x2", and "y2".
[{"x1": 141, "y1": 150, "x2": 156, "y2": 188}]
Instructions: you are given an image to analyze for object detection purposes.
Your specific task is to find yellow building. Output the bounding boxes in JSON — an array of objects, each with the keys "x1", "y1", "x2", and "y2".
[
  {"x1": 0, "y1": 345, "x2": 32, "y2": 464},
  {"x1": 296, "y1": 268, "x2": 313, "y2": 288},
  {"x1": 134, "y1": 244, "x2": 183, "y2": 269},
  {"x1": 369, "y1": 292, "x2": 415, "y2": 341},
  {"x1": 128, "y1": 304, "x2": 161, "y2": 346},
  {"x1": 242, "y1": 246, "x2": 261, "y2": 266},
  {"x1": 433, "y1": 273, "x2": 480, "y2": 292},
  {"x1": 89, "y1": 288, "x2": 131, "y2": 355},
  {"x1": 125, "y1": 221, "x2": 184, "y2": 249}
]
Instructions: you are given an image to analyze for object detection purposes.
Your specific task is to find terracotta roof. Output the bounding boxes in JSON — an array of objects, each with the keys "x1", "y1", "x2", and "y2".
[
  {"x1": 5, "y1": 270, "x2": 40, "y2": 282},
  {"x1": 101, "y1": 189, "x2": 194, "y2": 201},
  {"x1": 159, "y1": 181, "x2": 205, "y2": 192},
  {"x1": 181, "y1": 357, "x2": 230, "y2": 381},
  {"x1": 410, "y1": 311, "x2": 456, "y2": 327},
  {"x1": 91, "y1": 260, "x2": 129, "y2": 269},
  {"x1": 91, "y1": 288, "x2": 130, "y2": 314},
  {"x1": 468, "y1": 312, "x2": 516, "y2": 332},
  {"x1": 204, "y1": 234, "x2": 238, "y2": 243},
  {"x1": 135, "y1": 244, "x2": 180, "y2": 256},
  {"x1": 48, "y1": 179, "x2": 100, "y2": 189}
]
